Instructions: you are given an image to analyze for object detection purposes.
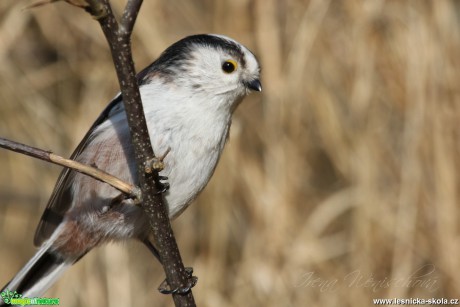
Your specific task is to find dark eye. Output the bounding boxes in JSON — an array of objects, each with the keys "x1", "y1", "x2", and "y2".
[{"x1": 222, "y1": 60, "x2": 238, "y2": 73}]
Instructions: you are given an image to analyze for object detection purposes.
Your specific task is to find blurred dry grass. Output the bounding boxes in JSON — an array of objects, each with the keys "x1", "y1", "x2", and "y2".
[{"x1": 1, "y1": 0, "x2": 460, "y2": 306}]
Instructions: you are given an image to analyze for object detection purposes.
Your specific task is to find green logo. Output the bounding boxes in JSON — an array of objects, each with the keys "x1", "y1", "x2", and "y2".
[{"x1": 0, "y1": 289, "x2": 59, "y2": 306}]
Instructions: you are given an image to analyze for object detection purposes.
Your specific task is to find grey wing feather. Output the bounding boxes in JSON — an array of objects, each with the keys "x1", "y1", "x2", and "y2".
[{"x1": 33, "y1": 94, "x2": 124, "y2": 246}]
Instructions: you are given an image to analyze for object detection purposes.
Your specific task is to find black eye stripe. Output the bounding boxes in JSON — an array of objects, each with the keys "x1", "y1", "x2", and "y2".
[{"x1": 138, "y1": 34, "x2": 251, "y2": 84}]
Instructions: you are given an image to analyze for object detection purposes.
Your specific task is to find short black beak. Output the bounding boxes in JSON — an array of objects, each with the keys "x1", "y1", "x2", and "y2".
[{"x1": 245, "y1": 79, "x2": 262, "y2": 92}]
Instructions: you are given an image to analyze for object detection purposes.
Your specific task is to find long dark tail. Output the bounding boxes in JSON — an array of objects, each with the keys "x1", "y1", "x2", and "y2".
[{"x1": 1, "y1": 241, "x2": 71, "y2": 305}]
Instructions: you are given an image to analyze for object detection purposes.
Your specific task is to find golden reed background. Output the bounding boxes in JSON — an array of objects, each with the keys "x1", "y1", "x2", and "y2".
[{"x1": 1, "y1": 1, "x2": 460, "y2": 306}]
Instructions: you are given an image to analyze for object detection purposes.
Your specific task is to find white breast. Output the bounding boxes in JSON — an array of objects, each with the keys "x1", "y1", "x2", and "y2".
[{"x1": 140, "y1": 82, "x2": 232, "y2": 218}]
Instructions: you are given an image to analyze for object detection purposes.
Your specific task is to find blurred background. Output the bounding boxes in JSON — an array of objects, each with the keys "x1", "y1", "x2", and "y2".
[{"x1": 1, "y1": 0, "x2": 460, "y2": 306}]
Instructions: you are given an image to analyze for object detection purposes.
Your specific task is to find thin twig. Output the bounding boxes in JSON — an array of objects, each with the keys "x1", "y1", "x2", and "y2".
[
  {"x1": 120, "y1": 0, "x2": 143, "y2": 34},
  {"x1": 0, "y1": 137, "x2": 141, "y2": 201}
]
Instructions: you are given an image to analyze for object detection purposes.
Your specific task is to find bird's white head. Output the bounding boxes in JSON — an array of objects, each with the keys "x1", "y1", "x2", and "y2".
[{"x1": 138, "y1": 34, "x2": 261, "y2": 112}]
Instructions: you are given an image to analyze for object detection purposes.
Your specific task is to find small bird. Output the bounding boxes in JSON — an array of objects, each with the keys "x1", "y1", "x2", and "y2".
[{"x1": 1, "y1": 34, "x2": 261, "y2": 300}]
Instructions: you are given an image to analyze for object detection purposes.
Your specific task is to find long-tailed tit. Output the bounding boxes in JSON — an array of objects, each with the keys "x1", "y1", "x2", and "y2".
[{"x1": 1, "y1": 34, "x2": 261, "y2": 300}]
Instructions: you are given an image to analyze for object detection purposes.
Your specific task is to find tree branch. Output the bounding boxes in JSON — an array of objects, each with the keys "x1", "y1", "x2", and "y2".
[
  {"x1": 0, "y1": 137, "x2": 141, "y2": 201},
  {"x1": 80, "y1": 1, "x2": 196, "y2": 306},
  {"x1": 120, "y1": 0, "x2": 143, "y2": 34}
]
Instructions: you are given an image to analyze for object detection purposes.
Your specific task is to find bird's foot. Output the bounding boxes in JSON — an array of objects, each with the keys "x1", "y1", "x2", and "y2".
[{"x1": 156, "y1": 176, "x2": 170, "y2": 194}]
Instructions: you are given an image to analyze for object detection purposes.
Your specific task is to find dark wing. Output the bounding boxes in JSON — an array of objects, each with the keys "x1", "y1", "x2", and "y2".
[{"x1": 33, "y1": 94, "x2": 123, "y2": 246}]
